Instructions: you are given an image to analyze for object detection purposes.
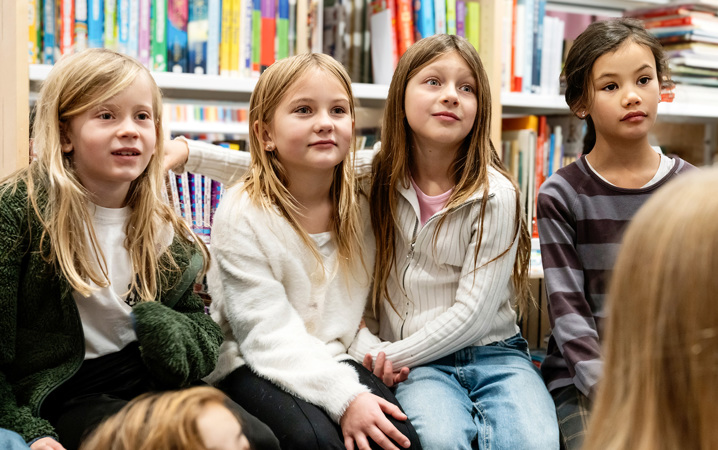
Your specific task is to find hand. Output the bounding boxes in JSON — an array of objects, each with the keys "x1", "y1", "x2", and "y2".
[
  {"x1": 358, "y1": 319, "x2": 367, "y2": 330},
  {"x1": 30, "y1": 437, "x2": 66, "y2": 450},
  {"x1": 341, "y1": 392, "x2": 410, "y2": 450},
  {"x1": 363, "y1": 352, "x2": 410, "y2": 388},
  {"x1": 164, "y1": 136, "x2": 190, "y2": 172}
]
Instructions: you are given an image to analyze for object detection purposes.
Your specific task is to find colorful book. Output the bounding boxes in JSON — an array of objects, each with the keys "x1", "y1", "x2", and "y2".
[
  {"x1": 370, "y1": 0, "x2": 396, "y2": 85},
  {"x1": 455, "y1": 0, "x2": 465, "y2": 37},
  {"x1": 240, "y1": 0, "x2": 253, "y2": 76},
  {"x1": 415, "y1": 0, "x2": 434, "y2": 39},
  {"x1": 206, "y1": 0, "x2": 220, "y2": 75},
  {"x1": 104, "y1": 0, "x2": 117, "y2": 50},
  {"x1": 117, "y1": 0, "x2": 130, "y2": 54},
  {"x1": 75, "y1": 0, "x2": 88, "y2": 52},
  {"x1": 219, "y1": 0, "x2": 232, "y2": 75},
  {"x1": 43, "y1": 0, "x2": 56, "y2": 63},
  {"x1": 260, "y1": 0, "x2": 275, "y2": 70},
  {"x1": 29, "y1": 0, "x2": 41, "y2": 63},
  {"x1": 465, "y1": 1, "x2": 479, "y2": 51},
  {"x1": 151, "y1": 0, "x2": 168, "y2": 70},
  {"x1": 434, "y1": 0, "x2": 446, "y2": 34},
  {"x1": 530, "y1": 0, "x2": 544, "y2": 94},
  {"x1": 277, "y1": 0, "x2": 290, "y2": 59},
  {"x1": 60, "y1": 0, "x2": 75, "y2": 55},
  {"x1": 188, "y1": 0, "x2": 209, "y2": 74},
  {"x1": 128, "y1": 0, "x2": 140, "y2": 58},
  {"x1": 168, "y1": 0, "x2": 189, "y2": 72},
  {"x1": 138, "y1": 0, "x2": 151, "y2": 65},
  {"x1": 395, "y1": 0, "x2": 414, "y2": 56},
  {"x1": 446, "y1": 0, "x2": 456, "y2": 35},
  {"x1": 251, "y1": 0, "x2": 261, "y2": 74},
  {"x1": 88, "y1": 0, "x2": 104, "y2": 48}
]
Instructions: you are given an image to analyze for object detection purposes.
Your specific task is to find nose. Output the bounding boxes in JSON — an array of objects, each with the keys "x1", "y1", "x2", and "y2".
[
  {"x1": 623, "y1": 89, "x2": 642, "y2": 108},
  {"x1": 313, "y1": 110, "x2": 334, "y2": 133},
  {"x1": 117, "y1": 115, "x2": 140, "y2": 138},
  {"x1": 441, "y1": 84, "x2": 459, "y2": 106}
]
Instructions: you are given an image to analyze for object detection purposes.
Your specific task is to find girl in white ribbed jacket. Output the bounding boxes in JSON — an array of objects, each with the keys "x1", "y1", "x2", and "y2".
[
  {"x1": 199, "y1": 53, "x2": 420, "y2": 450},
  {"x1": 165, "y1": 35, "x2": 557, "y2": 450},
  {"x1": 352, "y1": 34, "x2": 558, "y2": 450}
]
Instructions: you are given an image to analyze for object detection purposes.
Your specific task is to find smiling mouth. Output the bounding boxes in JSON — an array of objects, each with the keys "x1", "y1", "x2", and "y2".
[
  {"x1": 433, "y1": 112, "x2": 460, "y2": 120},
  {"x1": 621, "y1": 112, "x2": 647, "y2": 121},
  {"x1": 112, "y1": 150, "x2": 140, "y2": 156}
]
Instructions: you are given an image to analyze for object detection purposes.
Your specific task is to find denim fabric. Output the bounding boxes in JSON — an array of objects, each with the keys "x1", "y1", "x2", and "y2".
[
  {"x1": 394, "y1": 333, "x2": 559, "y2": 450},
  {"x1": 0, "y1": 429, "x2": 30, "y2": 449}
]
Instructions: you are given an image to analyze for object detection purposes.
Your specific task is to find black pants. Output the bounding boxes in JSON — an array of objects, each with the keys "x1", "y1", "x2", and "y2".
[
  {"x1": 40, "y1": 342, "x2": 278, "y2": 450},
  {"x1": 218, "y1": 360, "x2": 423, "y2": 450}
]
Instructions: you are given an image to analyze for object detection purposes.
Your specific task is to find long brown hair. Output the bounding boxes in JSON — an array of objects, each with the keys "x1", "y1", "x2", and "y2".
[
  {"x1": 584, "y1": 168, "x2": 718, "y2": 450},
  {"x1": 370, "y1": 34, "x2": 531, "y2": 316},
  {"x1": 562, "y1": 18, "x2": 672, "y2": 153},
  {"x1": 80, "y1": 387, "x2": 243, "y2": 450},
  {"x1": 2, "y1": 48, "x2": 208, "y2": 301}
]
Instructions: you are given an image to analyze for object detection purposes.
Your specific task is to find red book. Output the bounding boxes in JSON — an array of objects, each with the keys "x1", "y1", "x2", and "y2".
[
  {"x1": 395, "y1": 0, "x2": 414, "y2": 56},
  {"x1": 643, "y1": 14, "x2": 718, "y2": 29},
  {"x1": 260, "y1": 0, "x2": 275, "y2": 70},
  {"x1": 60, "y1": 0, "x2": 74, "y2": 55}
]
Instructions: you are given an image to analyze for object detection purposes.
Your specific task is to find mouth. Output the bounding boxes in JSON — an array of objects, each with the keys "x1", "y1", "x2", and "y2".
[
  {"x1": 111, "y1": 148, "x2": 141, "y2": 156},
  {"x1": 310, "y1": 140, "x2": 336, "y2": 147},
  {"x1": 433, "y1": 111, "x2": 460, "y2": 120},
  {"x1": 621, "y1": 111, "x2": 647, "y2": 121}
]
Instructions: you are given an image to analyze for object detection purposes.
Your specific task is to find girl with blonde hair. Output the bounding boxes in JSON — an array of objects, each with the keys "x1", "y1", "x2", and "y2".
[
  {"x1": 584, "y1": 168, "x2": 718, "y2": 450},
  {"x1": 0, "y1": 48, "x2": 224, "y2": 450},
  {"x1": 80, "y1": 386, "x2": 250, "y2": 450},
  {"x1": 202, "y1": 52, "x2": 420, "y2": 450}
]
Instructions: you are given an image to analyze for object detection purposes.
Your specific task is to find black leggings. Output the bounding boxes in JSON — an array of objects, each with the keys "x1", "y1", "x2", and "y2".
[
  {"x1": 218, "y1": 360, "x2": 423, "y2": 450},
  {"x1": 40, "y1": 342, "x2": 278, "y2": 450}
]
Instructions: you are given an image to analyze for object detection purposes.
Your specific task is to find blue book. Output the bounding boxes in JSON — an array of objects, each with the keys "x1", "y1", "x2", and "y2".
[
  {"x1": 522, "y1": 0, "x2": 534, "y2": 93},
  {"x1": 188, "y1": 0, "x2": 209, "y2": 74},
  {"x1": 168, "y1": 0, "x2": 189, "y2": 72},
  {"x1": 547, "y1": 132, "x2": 555, "y2": 178},
  {"x1": 128, "y1": 0, "x2": 140, "y2": 58},
  {"x1": 88, "y1": 0, "x2": 105, "y2": 47},
  {"x1": 43, "y1": 0, "x2": 56, "y2": 63},
  {"x1": 206, "y1": 0, "x2": 220, "y2": 75},
  {"x1": 531, "y1": 0, "x2": 545, "y2": 93},
  {"x1": 415, "y1": 0, "x2": 435, "y2": 39}
]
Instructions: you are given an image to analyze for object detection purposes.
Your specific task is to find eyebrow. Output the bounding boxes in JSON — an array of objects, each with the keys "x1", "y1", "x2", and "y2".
[{"x1": 595, "y1": 64, "x2": 654, "y2": 81}]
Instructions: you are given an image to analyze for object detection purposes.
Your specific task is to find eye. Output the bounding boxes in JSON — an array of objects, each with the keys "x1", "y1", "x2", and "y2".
[
  {"x1": 294, "y1": 106, "x2": 311, "y2": 114},
  {"x1": 98, "y1": 112, "x2": 113, "y2": 120},
  {"x1": 601, "y1": 83, "x2": 617, "y2": 92},
  {"x1": 426, "y1": 79, "x2": 440, "y2": 86},
  {"x1": 136, "y1": 112, "x2": 152, "y2": 120},
  {"x1": 331, "y1": 106, "x2": 347, "y2": 114},
  {"x1": 459, "y1": 85, "x2": 474, "y2": 93},
  {"x1": 637, "y1": 76, "x2": 651, "y2": 85}
]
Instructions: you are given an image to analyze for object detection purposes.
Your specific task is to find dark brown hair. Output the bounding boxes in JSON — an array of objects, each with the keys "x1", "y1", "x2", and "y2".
[{"x1": 562, "y1": 18, "x2": 671, "y2": 153}]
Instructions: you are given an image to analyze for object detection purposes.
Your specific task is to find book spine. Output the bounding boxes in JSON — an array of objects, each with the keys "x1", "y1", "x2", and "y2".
[
  {"x1": 445, "y1": 0, "x2": 456, "y2": 35},
  {"x1": 530, "y1": 0, "x2": 544, "y2": 93},
  {"x1": 75, "y1": 0, "x2": 88, "y2": 52},
  {"x1": 521, "y1": 0, "x2": 534, "y2": 93},
  {"x1": 188, "y1": 0, "x2": 209, "y2": 74},
  {"x1": 219, "y1": 0, "x2": 232, "y2": 75},
  {"x1": 117, "y1": 0, "x2": 129, "y2": 53},
  {"x1": 644, "y1": 16, "x2": 695, "y2": 29},
  {"x1": 167, "y1": 0, "x2": 189, "y2": 72},
  {"x1": 395, "y1": 0, "x2": 413, "y2": 56},
  {"x1": 288, "y1": 0, "x2": 296, "y2": 56},
  {"x1": 251, "y1": 0, "x2": 261, "y2": 75},
  {"x1": 128, "y1": 0, "x2": 139, "y2": 57},
  {"x1": 104, "y1": 0, "x2": 116, "y2": 49},
  {"x1": 465, "y1": 1, "x2": 478, "y2": 51},
  {"x1": 296, "y1": 0, "x2": 308, "y2": 54},
  {"x1": 43, "y1": 0, "x2": 56, "y2": 63},
  {"x1": 138, "y1": 0, "x2": 151, "y2": 65},
  {"x1": 203, "y1": 175, "x2": 212, "y2": 242},
  {"x1": 151, "y1": 0, "x2": 168, "y2": 70},
  {"x1": 415, "y1": 0, "x2": 434, "y2": 39},
  {"x1": 455, "y1": 0, "x2": 464, "y2": 37},
  {"x1": 433, "y1": 0, "x2": 445, "y2": 34},
  {"x1": 60, "y1": 0, "x2": 75, "y2": 55},
  {"x1": 206, "y1": 0, "x2": 220, "y2": 74},
  {"x1": 210, "y1": 179, "x2": 223, "y2": 226},
  {"x1": 168, "y1": 170, "x2": 183, "y2": 217},
  {"x1": 277, "y1": 0, "x2": 290, "y2": 59},
  {"x1": 29, "y1": 0, "x2": 40, "y2": 63},
  {"x1": 241, "y1": 0, "x2": 253, "y2": 76},
  {"x1": 88, "y1": 0, "x2": 104, "y2": 48}
]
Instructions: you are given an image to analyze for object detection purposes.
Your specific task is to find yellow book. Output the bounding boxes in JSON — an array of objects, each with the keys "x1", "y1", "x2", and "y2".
[{"x1": 220, "y1": 0, "x2": 233, "y2": 75}]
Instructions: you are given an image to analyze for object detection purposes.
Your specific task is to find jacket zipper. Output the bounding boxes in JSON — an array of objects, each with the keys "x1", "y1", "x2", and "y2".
[{"x1": 396, "y1": 193, "x2": 495, "y2": 339}]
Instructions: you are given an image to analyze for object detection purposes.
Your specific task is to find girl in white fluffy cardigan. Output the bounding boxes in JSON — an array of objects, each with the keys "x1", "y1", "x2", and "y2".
[{"x1": 200, "y1": 54, "x2": 421, "y2": 450}]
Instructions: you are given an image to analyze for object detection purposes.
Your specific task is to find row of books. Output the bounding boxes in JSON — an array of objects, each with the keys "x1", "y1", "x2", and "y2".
[
  {"x1": 166, "y1": 170, "x2": 224, "y2": 243},
  {"x1": 500, "y1": 115, "x2": 583, "y2": 236},
  {"x1": 627, "y1": 2, "x2": 718, "y2": 104},
  {"x1": 500, "y1": 0, "x2": 568, "y2": 96},
  {"x1": 165, "y1": 104, "x2": 249, "y2": 123}
]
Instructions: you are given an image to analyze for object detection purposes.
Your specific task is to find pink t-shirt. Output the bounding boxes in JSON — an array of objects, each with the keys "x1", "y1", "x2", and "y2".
[{"x1": 411, "y1": 178, "x2": 453, "y2": 226}]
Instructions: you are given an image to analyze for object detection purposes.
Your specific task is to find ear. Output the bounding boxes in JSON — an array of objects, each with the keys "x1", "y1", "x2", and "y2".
[
  {"x1": 60, "y1": 127, "x2": 73, "y2": 153},
  {"x1": 253, "y1": 120, "x2": 275, "y2": 152}
]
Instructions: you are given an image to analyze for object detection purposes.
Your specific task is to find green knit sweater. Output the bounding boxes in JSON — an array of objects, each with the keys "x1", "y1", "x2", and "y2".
[{"x1": 0, "y1": 179, "x2": 223, "y2": 443}]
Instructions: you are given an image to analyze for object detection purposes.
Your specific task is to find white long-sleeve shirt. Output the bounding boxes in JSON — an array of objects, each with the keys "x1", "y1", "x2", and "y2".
[{"x1": 184, "y1": 141, "x2": 521, "y2": 371}]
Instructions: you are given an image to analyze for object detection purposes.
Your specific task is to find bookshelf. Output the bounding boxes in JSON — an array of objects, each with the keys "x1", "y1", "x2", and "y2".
[{"x1": 4, "y1": 0, "x2": 718, "y2": 178}]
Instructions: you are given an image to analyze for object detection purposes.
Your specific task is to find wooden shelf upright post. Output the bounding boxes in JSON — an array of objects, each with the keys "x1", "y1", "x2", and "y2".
[{"x1": 1, "y1": 0, "x2": 30, "y2": 177}]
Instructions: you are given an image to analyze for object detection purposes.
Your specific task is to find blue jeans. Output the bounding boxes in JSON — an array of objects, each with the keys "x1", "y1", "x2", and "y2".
[
  {"x1": 0, "y1": 429, "x2": 29, "y2": 449},
  {"x1": 394, "y1": 334, "x2": 559, "y2": 450}
]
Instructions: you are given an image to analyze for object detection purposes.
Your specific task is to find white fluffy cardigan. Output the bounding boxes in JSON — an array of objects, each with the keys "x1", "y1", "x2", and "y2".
[{"x1": 205, "y1": 185, "x2": 375, "y2": 422}]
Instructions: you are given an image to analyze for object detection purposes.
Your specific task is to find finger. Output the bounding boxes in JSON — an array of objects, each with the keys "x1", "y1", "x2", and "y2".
[
  {"x1": 393, "y1": 367, "x2": 410, "y2": 384},
  {"x1": 375, "y1": 417, "x2": 411, "y2": 449},
  {"x1": 382, "y1": 360, "x2": 394, "y2": 386},
  {"x1": 366, "y1": 426, "x2": 400, "y2": 450},
  {"x1": 374, "y1": 352, "x2": 386, "y2": 378},
  {"x1": 354, "y1": 434, "x2": 373, "y2": 450},
  {"x1": 344, "y1": 435, "x2": 355, "y2": 450},
  {"x1": 377, "y1": 398, "x2": 407, "y2": 421},
  {"x1": 363, "y1": 353, "x2": 374, "y2": 371}
]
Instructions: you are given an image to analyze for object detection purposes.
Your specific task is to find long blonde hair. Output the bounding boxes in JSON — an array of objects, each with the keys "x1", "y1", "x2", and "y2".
[
  {"x1": 80, "y1": 387, "x2": 241, "y2": 450},
  {"x1": 370, "y1": 34, "x2": 531, "y2": 316},
  {"x1": 3, "y1": 48, "x2": 208, "y2": 301},
  {"x1": 242, "y1": 53, "x2": 364, "y2": 271},
  {"x1": 584, "y1": 168, "x2": 718, "y2": 450}
]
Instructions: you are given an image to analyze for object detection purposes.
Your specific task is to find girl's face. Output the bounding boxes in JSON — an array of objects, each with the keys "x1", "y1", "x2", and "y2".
[
  {"x1": 197, "y1": 402, "x2": 250, "y2": 450},
  {"x1": 63, "y1": 73, "x2": 156, "y2": 207},
  {"x1": 262, "y1": 68, "x2": 353, "y2": 179},
  {"x1": 587, "y1": 41, "x2": 660, "y2": 144},
  {"x1": 403, "y1": 51, "x2": 477, "y2": 154}
]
